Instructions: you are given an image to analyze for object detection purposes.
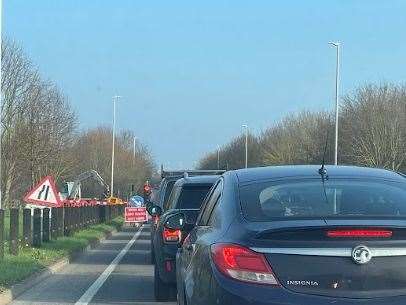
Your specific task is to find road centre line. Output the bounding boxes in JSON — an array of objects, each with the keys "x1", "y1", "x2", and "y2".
[{"x1": 74, "y1": 225, "x2": 144, "y2": 305}]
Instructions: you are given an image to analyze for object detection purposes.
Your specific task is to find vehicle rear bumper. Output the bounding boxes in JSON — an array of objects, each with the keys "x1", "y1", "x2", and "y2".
[
  {"x1": 157, "y1": 243, "x2": 178, "y2": 283},
  {"x1": 199, "y1": 267, "x2": 406, "y2": 305}
]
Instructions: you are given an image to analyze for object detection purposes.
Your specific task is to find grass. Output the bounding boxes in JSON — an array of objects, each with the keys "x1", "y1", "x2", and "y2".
[{"x1": 0, "y1": 216, "x2": 124, "y2": 292}]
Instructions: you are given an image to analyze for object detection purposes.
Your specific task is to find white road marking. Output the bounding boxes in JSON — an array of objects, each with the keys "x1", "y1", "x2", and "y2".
[{"x1": 74, "y1": 225, "x2": 143, "y2": 305}]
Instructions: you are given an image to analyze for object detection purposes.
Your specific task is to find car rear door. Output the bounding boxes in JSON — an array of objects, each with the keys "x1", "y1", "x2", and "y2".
[{"x1": 180, "y1": 180, "x2": 223, "y2": 304}]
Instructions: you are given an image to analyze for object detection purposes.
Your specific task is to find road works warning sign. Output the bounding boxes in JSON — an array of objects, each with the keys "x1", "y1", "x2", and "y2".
[
  {"x1": 125, "y1": 207, "x2": 148, "y2": 223},
  {"x1": 23, "y1": 176, "x2": 62, "y2": 207}
]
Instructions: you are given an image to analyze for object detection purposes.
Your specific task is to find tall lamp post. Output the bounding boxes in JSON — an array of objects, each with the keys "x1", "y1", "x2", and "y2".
[
  {"x1": 242, "y1": 124, "x2": 248, "y2": 168},
  {"x1": 0, "y1": 0, "x2": 3, "y2": 210},
  {"x1": 329, "y1": 42, "x2": 341, "y2": 165},
  {"x1": 110, "y1": 95, "x2": 121, "y2": 197}
]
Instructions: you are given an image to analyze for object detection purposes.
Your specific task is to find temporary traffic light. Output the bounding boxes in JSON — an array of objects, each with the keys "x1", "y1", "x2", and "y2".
[{"x1": 143, "y1": 180, "x2": 152, "y2": 198}]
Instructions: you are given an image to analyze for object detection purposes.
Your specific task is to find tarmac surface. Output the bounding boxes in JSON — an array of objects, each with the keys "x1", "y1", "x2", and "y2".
[{"x1": 9, "y1": 224, "x2": 176, "y2": 305}]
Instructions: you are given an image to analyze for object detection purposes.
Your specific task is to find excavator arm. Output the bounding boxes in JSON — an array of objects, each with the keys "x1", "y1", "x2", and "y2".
[{"x1": 68, "y1": 170, "x2": 110, "y2": 200}]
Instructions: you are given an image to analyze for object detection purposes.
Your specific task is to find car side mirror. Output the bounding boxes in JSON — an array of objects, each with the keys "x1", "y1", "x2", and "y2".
[
  {"x1": 145, "y1": 201, "x2": 154, "y2": 210},
  {"x1": 164, "y1": 213, "x2": 186, "y2": 230},
  {"x1": 147, "y1": 205, "x2": 162, "y2": 217}
]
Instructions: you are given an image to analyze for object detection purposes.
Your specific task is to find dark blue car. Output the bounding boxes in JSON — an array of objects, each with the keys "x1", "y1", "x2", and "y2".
[{"x1": 171, "y1": 165, "x2": 406, "y2": 305}]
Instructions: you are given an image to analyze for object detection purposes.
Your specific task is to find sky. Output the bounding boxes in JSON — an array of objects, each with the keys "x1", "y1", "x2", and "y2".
[{"x1": 4, "y1": 0, "x2": 406, "y2": 168}]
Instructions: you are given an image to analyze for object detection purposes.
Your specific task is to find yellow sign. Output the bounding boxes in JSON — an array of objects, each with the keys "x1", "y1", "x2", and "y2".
[{"x1": 107, "y1": 197, "x2": 124, "y2": 205}]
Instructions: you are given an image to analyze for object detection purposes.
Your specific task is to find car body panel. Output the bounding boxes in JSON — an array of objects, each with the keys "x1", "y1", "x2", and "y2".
[
  {"x1": 153, "y1": 175, "x2": 219, "y2": 285},
  {"x1": 176, "y1": 166, "x2": 406, "y2": 305}
]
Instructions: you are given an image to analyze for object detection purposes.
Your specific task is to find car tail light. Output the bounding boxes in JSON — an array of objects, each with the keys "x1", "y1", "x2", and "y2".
[
  {"x1": 163, "y1": 227, "x2": 182, "y2": 243},
  {"x1": 327, "y1": 229, "x2": 393, "y2": 238},
  {"x1": 211, "y1": 243, "x2": 279, "y2": 285}
]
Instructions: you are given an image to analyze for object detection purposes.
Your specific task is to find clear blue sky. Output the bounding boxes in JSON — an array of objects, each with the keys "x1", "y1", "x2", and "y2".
[{"x1": 5, "y1": 0, "x2": 406, "y2": 168}]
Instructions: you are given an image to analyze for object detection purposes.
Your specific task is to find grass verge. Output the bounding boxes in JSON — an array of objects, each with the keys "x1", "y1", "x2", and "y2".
[{"x1": 0, "y1": 216, "x2": 123, "y2": 292}]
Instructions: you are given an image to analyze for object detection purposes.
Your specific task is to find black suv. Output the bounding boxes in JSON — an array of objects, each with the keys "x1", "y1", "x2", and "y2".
[
  {"x1": 149, "y1": 176, "x2": 178, "y2": 263},
  {"x1": 149, "y1": 175, "x2": 219, "y2": 301},
  {"x1": 148, "y1": 169, "x2": 224, "y2": 264}
]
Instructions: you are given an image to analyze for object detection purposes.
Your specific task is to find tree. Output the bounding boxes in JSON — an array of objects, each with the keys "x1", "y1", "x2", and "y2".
[
  {"x1": 261, "y1": 111, "x2": 333, "y2": 165},
  {"x1": 1, "y1": 39, "x2": 155, "y2": 206},
  {"x1": 69, "y1": 127, "x2": 154, "y2": 199},
  {"x1": 198, "y1": 84, "x2": 406, "y2": 173},
  {"x1": 340, "y1": 84, "x2": 406, "y2": 171},
  {"x1": 1, "y1": 40, "x2": 77, "y2": 206}
]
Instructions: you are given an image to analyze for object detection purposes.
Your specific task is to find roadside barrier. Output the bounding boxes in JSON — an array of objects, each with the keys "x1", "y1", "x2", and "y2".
[
  {"x1": 23, "y1": 209, "x2": 32, "y2": 246},
  {"x1": 42, "y1": 208, "x2": 50, "y2": 243},
  {"x1": 9, "y1": 209, "x2": 19, "y2": 255},
  {"x1": 33, "y1": 208, "x2": 42, "y2": 248},
  {"x1": 0, "y1": 204, "x2": 125, "y2": 259},
  {"x1": 51, "y1": 207, "x2": 58, "y2": 240}
]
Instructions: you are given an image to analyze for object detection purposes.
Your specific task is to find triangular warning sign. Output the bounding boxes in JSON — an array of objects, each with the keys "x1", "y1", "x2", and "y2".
[{"x1": 23, "y1": 176, "x2": 62, "y2": 207}]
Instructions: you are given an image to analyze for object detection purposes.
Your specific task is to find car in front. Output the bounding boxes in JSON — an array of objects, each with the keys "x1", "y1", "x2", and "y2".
[
  {"x1": 148, "y1": 169, "x2": 225, "y2": 264},
  {"x1": 174, "y1": 165, "x2": 406, "y2": 305},
  {"x1": 149, "y1": 174, "x2": 220, "y2": 301}
]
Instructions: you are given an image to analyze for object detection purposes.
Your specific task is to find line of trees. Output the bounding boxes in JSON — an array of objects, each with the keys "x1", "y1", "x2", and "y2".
[
  {"x1": 198, "y1": 84, "x2": 406, "y2": 173},
  {"x1": 72, "y1": 127, "x2": 154, "y2": 198},
  {"x1": 1, "y1": 39, "x2": 154, "y2": 207}
]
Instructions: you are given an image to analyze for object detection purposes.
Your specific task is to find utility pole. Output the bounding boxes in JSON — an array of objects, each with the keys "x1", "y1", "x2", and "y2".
[
  {"x1": 110, "y1": 95, "x2": 121, "y2": 197},
  {"x1": 242, "y1": 124, "x2": 248, "y2": 168},
  {"x1": 329, "y1": 42, "x2": 341, "y2": 165}
]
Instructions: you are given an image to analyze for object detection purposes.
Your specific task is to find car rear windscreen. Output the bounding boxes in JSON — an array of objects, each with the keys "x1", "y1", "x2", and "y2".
[
  {"x1": 240, "y1": 178, "x2": 406, "y2": 221},
  {"x1": 163, "y1": 180, "x2": 176, "y2": 205},
  {"x1": 177, "y1": 184, "x2": 213, "y2": 209}
]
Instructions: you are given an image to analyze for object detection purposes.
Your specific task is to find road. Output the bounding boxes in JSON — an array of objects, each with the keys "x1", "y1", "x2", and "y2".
[{"x1": 9, "y1": 224, "x2": 176, "y2": 305}]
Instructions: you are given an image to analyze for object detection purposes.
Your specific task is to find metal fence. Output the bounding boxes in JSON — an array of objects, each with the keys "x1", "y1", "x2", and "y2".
[{"x1": 0, "y1": 205, "x2": 124, "y2": 259}]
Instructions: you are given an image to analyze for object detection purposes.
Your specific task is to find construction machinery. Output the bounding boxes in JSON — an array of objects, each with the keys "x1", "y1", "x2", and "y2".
[{"x1": 62, "y1": 170, "x2": 110, "y2": 200}]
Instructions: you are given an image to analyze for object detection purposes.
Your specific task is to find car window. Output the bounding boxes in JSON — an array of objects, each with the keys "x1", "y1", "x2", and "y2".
[
  {"x1": 161, "y1": 180, "x2": 176, "y2": 207},
  {"x1": 206, "y1": 194, "x2": 222, "y2": 226},
  {"x1": 171, "y1": 184, "x2": 213, "y2": 209},
  {"x1": 198, "y1": 180, "x2": 223, "y2": 226},
  {"x1": 196, "y1": 181, "x2": 218, "y2": 224},
  {"x1": 164, "y1": 185, "x2": 180, "y2": 211},
  {"x1": 240, "y1": 178, "x2": 406, "y2": 221}
]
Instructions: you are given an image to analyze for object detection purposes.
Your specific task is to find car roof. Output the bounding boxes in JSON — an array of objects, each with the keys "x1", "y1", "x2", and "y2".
[
  {"x1": 233, "y1": 165, "x2": 405, "y2": 184},
  {"x1": 174, "y1": 175, "x2": 219, "y2": 187}
]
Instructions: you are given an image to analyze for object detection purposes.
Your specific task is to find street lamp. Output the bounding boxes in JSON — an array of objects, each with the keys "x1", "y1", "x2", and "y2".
[
  {"x1": 110, "y1": 95, "x2": 121, "y2": 197},
  {"x1": 329, "y1": 41, "x2": 341, "y2": 165},
  {"x1": 242, "y1": 124, "x2": 248, "y2": 168},
  {"x1": 0, "y1": 0, "x2": 3, "y2": 209}
]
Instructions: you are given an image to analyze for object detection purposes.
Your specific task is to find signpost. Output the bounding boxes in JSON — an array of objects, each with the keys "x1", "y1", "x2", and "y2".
[
  {"x1": 128, "y1": 195, "x2": 144, "y2": 207},
  {"x1": 125, "y1": 207, "x2": 147, "y2": 223},
  {"x1": 23, "y1": 176, "x2": 62, "y2": 207}
]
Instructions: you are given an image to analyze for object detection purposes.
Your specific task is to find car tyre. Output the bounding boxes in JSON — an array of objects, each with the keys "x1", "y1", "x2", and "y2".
[
  {"x1": 154, "y1": 266, "x2": 176, "y2": 301},
  {"x1": 151, "y1": 245, "x2": 155, "y2": 264},
  {"x1": 177, "y1": 287, "x2": 186, "y2": 305}
]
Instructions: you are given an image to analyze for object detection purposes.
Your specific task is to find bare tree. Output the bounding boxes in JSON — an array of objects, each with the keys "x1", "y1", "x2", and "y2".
[
  {"x1": 69, "y1": 127, "x2": 154, "y2": 199},
  {"x1": 198, "y1": 84, "x2": 406, "y2": 173},
  {"x1": 340, "y1": 84, "x2": 406, "y2": 170}
]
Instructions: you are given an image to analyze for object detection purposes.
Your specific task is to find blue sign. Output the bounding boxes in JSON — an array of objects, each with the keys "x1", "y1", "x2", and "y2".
[{"x1": 129, "y1": 195, "x2": 144, "y2": 207}]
